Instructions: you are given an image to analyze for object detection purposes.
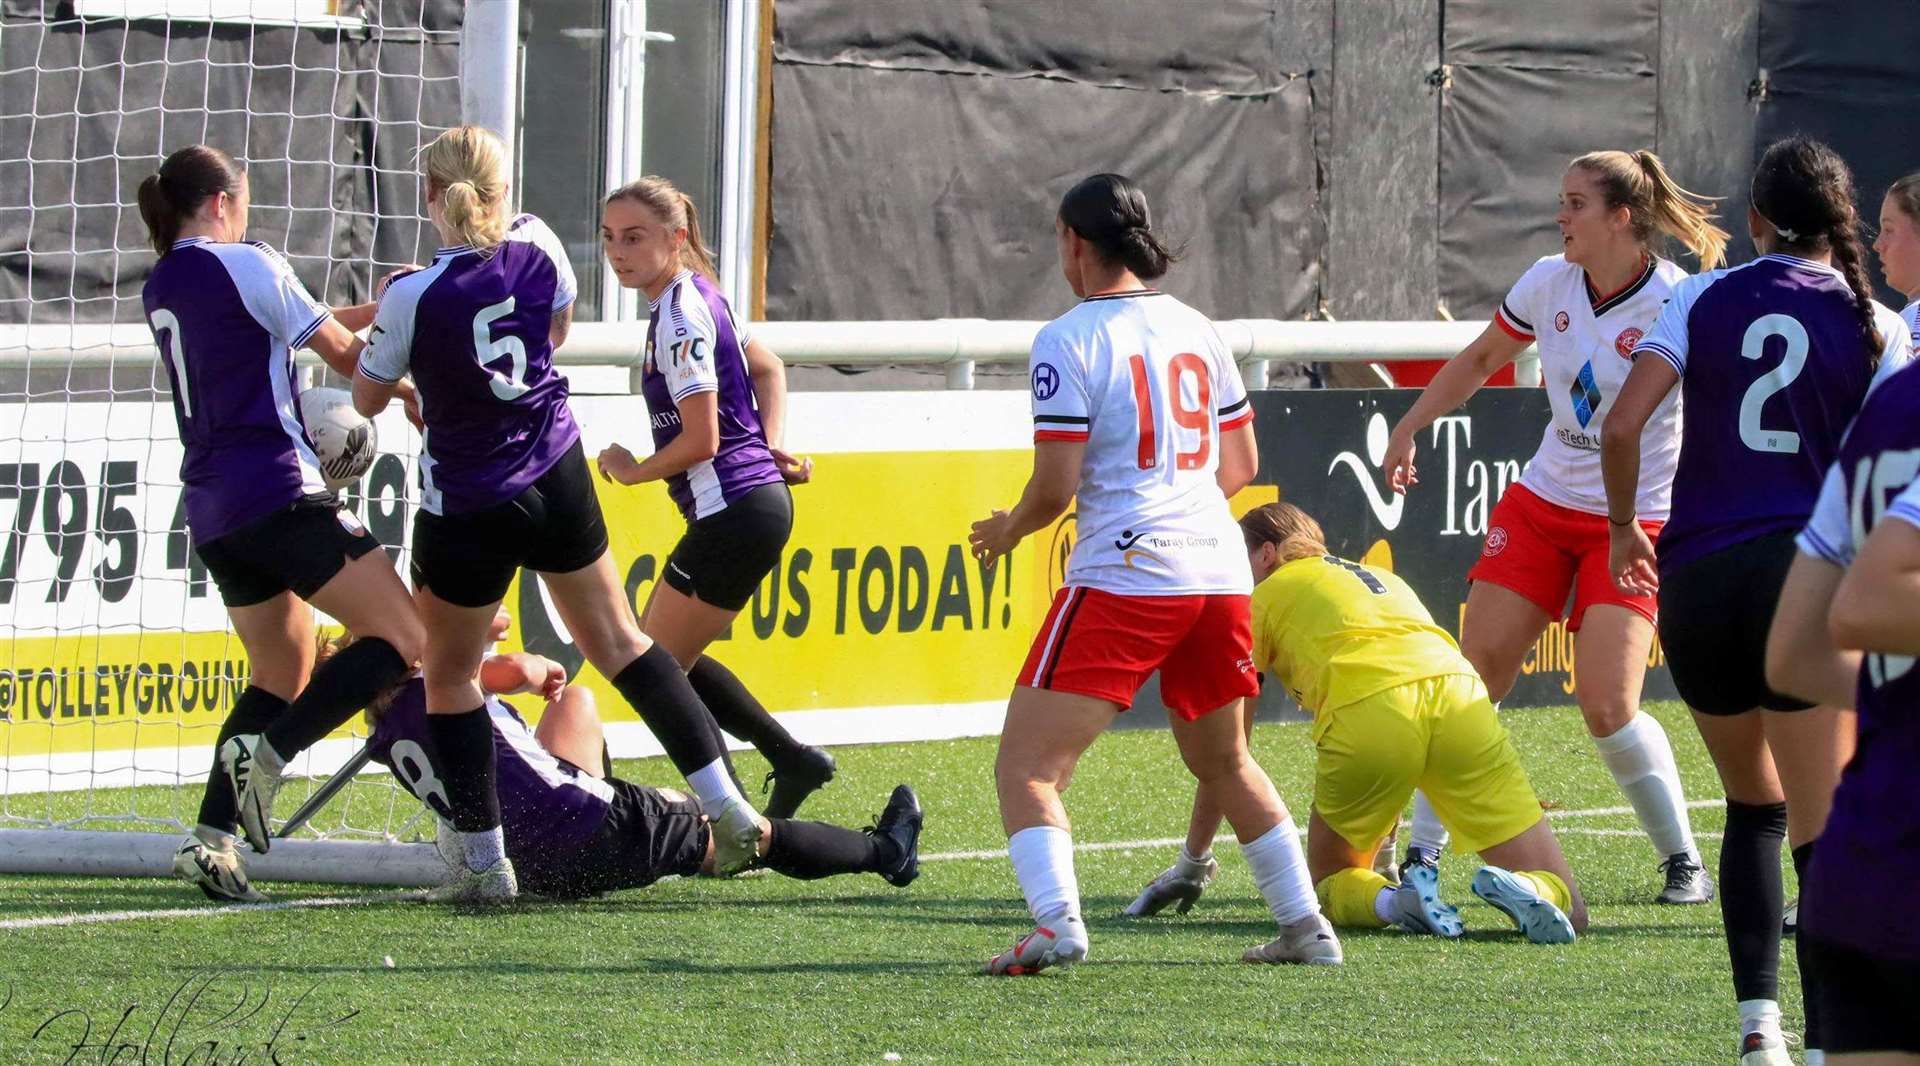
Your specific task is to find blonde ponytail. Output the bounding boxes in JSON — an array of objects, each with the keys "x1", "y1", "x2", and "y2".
[
  {"x1": 1571, "y1": 149, "x2": 1729, "y2": 269},
  {"x1": 422, "y1": 126, "x2": 510, "y2": 250}
]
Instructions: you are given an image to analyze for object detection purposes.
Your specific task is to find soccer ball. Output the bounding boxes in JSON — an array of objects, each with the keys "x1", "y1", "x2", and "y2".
[{"x1": 299, "y1": 386, "x2": 378, "y2": 490}]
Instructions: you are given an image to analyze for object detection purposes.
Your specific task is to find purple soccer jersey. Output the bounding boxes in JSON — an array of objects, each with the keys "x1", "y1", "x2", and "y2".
[
  {"x1": 1791, "y1": 362, "x2": 1920, "y2": 961},
  {"x1": 641, "y1": 270, "x2": 784, "y2": 520},
  {"x1": 359, "y1": 214, "x2": 580, "y2": 516},
  {"x1": 1633, "y1": 254, "x2": 1911, "y2": 575},
  {"x1": 366, "y1": 680, "x2": 615, "y2": 864},
  {"x1": 140, "y1": 238, "x2": 332, "y2": 542}
]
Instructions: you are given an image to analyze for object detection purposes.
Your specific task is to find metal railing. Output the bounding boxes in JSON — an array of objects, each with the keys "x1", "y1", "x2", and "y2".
[{"x1": 0, "y1": 319, "x2": 1538, "y2": 389}]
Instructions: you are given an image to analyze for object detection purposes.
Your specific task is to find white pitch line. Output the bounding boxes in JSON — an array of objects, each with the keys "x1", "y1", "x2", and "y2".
[
  {"x1": 0, "y1": 890, "x2": 424, "y2": 931},
  {"x1": 920, "y1": 798, "x2": 1724, "y2": 863}
]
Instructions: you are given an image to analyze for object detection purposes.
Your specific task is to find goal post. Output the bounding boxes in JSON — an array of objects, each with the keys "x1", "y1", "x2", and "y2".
[{"x1": 0, "y1": 0, "x2": 502, "y2": 887}]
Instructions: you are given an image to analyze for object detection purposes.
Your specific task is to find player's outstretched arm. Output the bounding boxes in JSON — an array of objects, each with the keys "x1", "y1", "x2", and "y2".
[
  {"x1": 1831, "y1": 517, "x2": 1920, "y2": 654},
  {"x1": 970, "y1": 439, "x2": 1083, "y2": 565},
  {"x1": 1383, "y1": 323, "x2": 1530, "y2": 494},
  {"x1": 478, "y1": 653, "x2": 567, "y2": 701}
]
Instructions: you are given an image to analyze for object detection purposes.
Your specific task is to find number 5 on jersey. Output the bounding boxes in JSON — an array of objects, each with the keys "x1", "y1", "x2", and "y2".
[{"x1": 1129, "y1": 353, "x2": 1213, "y2": 470}]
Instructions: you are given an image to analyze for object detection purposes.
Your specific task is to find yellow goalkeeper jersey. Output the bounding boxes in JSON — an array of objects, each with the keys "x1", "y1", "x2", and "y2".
[{"x1": 1250, "y1": 554, "x2": 1479, "y2": 715}]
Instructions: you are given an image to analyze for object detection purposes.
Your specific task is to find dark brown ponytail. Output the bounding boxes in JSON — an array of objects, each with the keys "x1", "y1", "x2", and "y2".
[
  {"x1": 1058, "y1": 173, "x2": 1182, "y2": 281},
  {"x1": 137, "y1": 145, "x2": 244, "y2": 256},
  {"x1": 1751, "y1": 137, "x2": 1885, "y2": 365}
]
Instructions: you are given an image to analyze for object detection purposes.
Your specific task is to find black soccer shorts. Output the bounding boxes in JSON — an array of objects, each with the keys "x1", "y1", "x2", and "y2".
[
  {"x1": 662, "y1": 481, "x2": 793, "y2": 612},
  {"x1": 1656, "y1": 530, "x2": 1813, "y2": 717},
  {"x1": 197, "y1": 499, "x2": 383, "y2": 608}
]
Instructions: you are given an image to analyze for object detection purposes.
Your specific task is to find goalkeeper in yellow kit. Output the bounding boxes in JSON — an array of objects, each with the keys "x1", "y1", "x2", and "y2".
[{"x1": 1127, "y1": 503, "x2": 1587, "y2": 943}]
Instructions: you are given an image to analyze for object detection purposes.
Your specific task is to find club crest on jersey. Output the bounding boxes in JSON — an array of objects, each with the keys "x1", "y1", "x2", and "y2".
[
  {"x1": 1554, "y1": 311, "x2": 1571, "y2": 332},
  {"x1": 1483, "y1": 526, "x2": 1509, "y2": 557},
  {"x1": 1032, "y1": 362, "x2": 1061, "y2": 401},
  {"x1": 1614, "y1": 327, "x2": 1643, "y2": 359}
]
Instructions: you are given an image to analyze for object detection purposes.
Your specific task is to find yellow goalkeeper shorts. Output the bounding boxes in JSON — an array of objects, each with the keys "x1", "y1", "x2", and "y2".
[{"x1": 1311, "y1": 673, "x2": 1543, "y2": 857}]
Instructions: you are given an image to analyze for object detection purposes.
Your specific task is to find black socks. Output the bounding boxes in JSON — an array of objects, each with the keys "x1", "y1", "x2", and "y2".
[
  {"x1": 262, "y1": 637, "x2": 410, "y2": 761},
  {"x1": 690, "y1": 657, "x2": 802, "y2": 762},
  {"x1": 1720, "y1": 800, "x2": 1788, "y2": 1002},
  {"x1": 1791, "y1": 840, "x2": 1822, "y2": 1054},
  {"x1": 610, "y1": 645, "x2": 728, "y2": 778},
  {"x1": 760, "y1": 819, "x2": 894, "y2": 881},
  {"x1": 426, "y1": 706, "x2": 501, "y2": 832},
  {"x1": 197, "y1": 685, "x2": 288, "y2": 833}
]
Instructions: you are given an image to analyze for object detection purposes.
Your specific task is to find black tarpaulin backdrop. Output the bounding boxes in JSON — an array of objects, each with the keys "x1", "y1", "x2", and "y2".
[
  {"x1": 766, "y1": 0, "x2": 1920, "y2": 326},
  {"x1": 0, "y1": 0, "x2": 462, "y2": 323}
]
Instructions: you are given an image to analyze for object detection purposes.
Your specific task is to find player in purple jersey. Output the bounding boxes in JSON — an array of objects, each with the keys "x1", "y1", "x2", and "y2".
[
  {"x1": 595, "y1": 177, "x2": 834, "y2": 820},
  {"x1": 1762, "y1": 349, "x2": 1920, "y2": 1062},
  {"x1": 1602, "y1": 139, "x2": 1913, "y2": 1066},
  {"x1": 335, "y1": 616, "x2": 922, "y2": 899},
  {"x1": 349, "y1": 127, "x2": 768, "y2": 903},
  {"x1": 135, "y1": 144, "x2": 425, "y2": 905}
]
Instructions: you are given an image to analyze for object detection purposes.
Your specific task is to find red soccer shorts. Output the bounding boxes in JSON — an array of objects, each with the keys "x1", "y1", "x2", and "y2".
[
  {"x1": 1467, "y1": 482, "x2": 1662, "y2": 631},
  {"x1": 1016, "y1": 586, "x2": 1259, "y2": 720}
]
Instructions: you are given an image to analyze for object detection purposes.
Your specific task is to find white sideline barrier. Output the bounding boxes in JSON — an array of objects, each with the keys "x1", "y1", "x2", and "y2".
[{"x1": 0, "y1": 829, "x2": 446, "y2": 886}]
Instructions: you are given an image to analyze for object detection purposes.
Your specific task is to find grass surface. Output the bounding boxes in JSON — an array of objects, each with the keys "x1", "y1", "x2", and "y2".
[{"x1": 0, "y1": 700, "x2": 1789, "y2": 1064}]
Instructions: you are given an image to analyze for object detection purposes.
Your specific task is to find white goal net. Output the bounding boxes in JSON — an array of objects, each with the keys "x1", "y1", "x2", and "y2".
[{"x1": 0, "y1": 0, "x2": 475, "y2": 885}]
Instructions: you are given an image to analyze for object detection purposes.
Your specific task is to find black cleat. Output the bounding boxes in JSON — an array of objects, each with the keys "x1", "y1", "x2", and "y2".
[
  {"x1": 1655, "y1": 852, "x2": 1714, "y2": 904},
  {"x1": 763, "y1": 745, "x2": 836, "y2": 819},
  {"x1": 866, "y1": 784, "x2": 923, "y2": 887}
]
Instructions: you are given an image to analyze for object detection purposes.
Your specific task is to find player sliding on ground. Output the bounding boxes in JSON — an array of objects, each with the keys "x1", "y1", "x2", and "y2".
[
  {"x1": 970, "y1": 174, "x2": 1338, "y2": 975},
  {"x1": 1128, "y1": 504, "x2": 1588, "y2": 943},
  {"x1": 356, "y1": 618, "x2": 923, "y2": 898}
]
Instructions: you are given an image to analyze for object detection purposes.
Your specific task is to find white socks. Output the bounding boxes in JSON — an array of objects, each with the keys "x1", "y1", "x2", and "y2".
[
  {"x1": 456, "y1": 825, "x2": 505, "y2": 872},
  {"x1": 1176, "y1": 845, "x2": 1214, "y2": 878},
  {"x1": 1372, "y1": 886, "x2": 1398, "y2": 924},
  {"x1": 1410, "y1": 790, "x2": 1450, "y2": 855},
  {"x1": 1241, "y1": 818, "x2": 1320, "y2": 925},
  {"x1": 686, "y1": 756, "x2": 746, "y2": 814},
  {"x1": 1738, "y1": 998, "x2": 1783, "y2": 1042},
  {"x1": 1593, "y1": 713, "x2": 1697, "y2": 861},
  {"x1": 1008, "y1": 825, "x2": 1081, "y2": 922}
]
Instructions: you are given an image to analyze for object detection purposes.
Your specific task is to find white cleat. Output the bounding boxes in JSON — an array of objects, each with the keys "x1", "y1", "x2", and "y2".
[
  {"x1": 172, "y1": 836, "x2": 267, "y2": 904},
  {"x1": 985, "y1": 916, "x2": 1089, "y2": 976},
  {"x1": 432, "y1": 818, "x2": 464, "y2": 873},
  {"x1": 220, "y1": 734, "x2": 283, "y2": 855},
  {"x1": 1739, "y1": 1031, "x2": 1795, "y2": 1065},
  {"x1": 708, "y1": 795, "x2": 767, "y2": 876},
  {"x1": 424, "y1": 857, "x2": 518, "y2": 904},
  {"x1": 1123, "y1": 855, "x2": 1219, "y2": 917},
  {"x1": 1387, "y1": 860, "x2": 1463, "y2": 938},
  {"x1": 1472, "y1": 865, "x2": 1575, "y2": 945},
  {"x1": 1243, "y1": 912, "x2": 1344, "y2": 966}
]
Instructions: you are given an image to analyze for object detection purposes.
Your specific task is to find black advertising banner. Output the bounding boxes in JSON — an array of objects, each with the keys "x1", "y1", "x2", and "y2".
[{"x1": 1123, "y1": 387, "x2": 1676, "y2": 728}]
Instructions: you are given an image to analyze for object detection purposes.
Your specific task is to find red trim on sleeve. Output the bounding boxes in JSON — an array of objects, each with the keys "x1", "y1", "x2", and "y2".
[
  {"x1": 1219, "y1": 408, "x2": 1255, "y2": 432},
  {"x1": 1035, "y1": 430, "x2": 1091, "y2": 443},
  {"x1": 1494, "y1": 311, "x2": 1534, "y2": 342}
]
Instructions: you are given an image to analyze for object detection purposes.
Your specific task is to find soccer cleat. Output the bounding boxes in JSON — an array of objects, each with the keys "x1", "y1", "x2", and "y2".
[
  {"x1": 1782, "y1": 898, "x2": 1798, "y2": 937},
  {"x1": 1242, "y1": 912, "x2": 1344, "y2": 965},
  {"x1": 1472, "y1": 866, "x2": 1575, "y2": 945},
  {"x1": 432, "y1": 818, "x2": 464, "y2": 873},
  {"x1": 424, "y1": 857, "x2": 518, "y2": 903},
  {"x1": 1387, "y1": 859, "x2": 1464, "y2": 938},
  {"x1": 1655, "y1": 852, "x2": 1714, "y2": 905},
  {"x1": 709, "y1": 794, "x2": 768, "y2": 876},
  {"x1": 867, "y1": 784, "x2": 923, "y2": 887},
  {"x1": 1739, "y1": 1031, "x2": 1794, "y2": 1066},
  {"x1": 172, "y1": 836, "x2": 267, "y2": 904},
  {"x1": 221, "y1": 734, "x2": 283, "y2": 855},
  {"x1": 763, "y1": 745, "x2": 837, "y2": 820},
  {"x1": 984, "y1": 916, "x2": 1089, "y2": 976},
  {"x1": 1122, "y1": 855, "x2": 1219, "y2": 917}
]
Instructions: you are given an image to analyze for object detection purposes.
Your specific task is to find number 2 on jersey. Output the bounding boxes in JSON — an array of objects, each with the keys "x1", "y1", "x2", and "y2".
[
  {"x1": 1128, "y1": 353, "x2": 1213, "y2": 470},
  {"x1": 1738, "y1": 314, "x2": 1809, "y2": 454}
]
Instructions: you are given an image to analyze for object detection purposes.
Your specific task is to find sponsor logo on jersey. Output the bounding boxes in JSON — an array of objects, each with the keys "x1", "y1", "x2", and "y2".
[
  {"x1": 1555, "y1": 427, "x2": 1601, "y2": 451},
  {"x1": 1554, "y1": 311, "x2": 1571, "y2": 332},
  {"x1": 1614, "y1": 327, "x2": 1643, "y2": 359},
  {"x1": 1483, "y1": 525, "x2": 1509, "y2": 557},
  {"x1": 1031, "y1": 362, "x2": 1060, "y2": 401},
  {"x1": 650, "y1": 409, "x2": 682, "y2": 430}
]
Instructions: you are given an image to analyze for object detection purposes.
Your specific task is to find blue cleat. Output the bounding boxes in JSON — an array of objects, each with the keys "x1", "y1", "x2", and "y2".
[
  {"x1": 1388, "y1": 860, "x2": 1463, "y2": 937},
  {"x1": 1471, "y1": 865, "x2": 1575, "y2": 945}
]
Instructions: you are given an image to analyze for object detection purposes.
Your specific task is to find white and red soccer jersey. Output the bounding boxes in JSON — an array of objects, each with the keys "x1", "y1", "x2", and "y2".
[
  {"x1": 1494, "y1": 254, "x2": 1688, "y2": 520},
  {"x1": 1029, "y1": 290, "x2": 1254, "y2": 596}
]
